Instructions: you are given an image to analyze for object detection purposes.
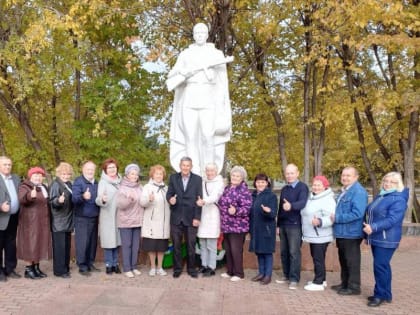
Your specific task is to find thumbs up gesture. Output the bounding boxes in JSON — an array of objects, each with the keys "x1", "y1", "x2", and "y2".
[
  {"x1": 196, "y1": 196, "x2": 205, "y2": 207},
  {"x1": 261, "y1": 204, "x2": 270, "y2": 213},
  {"x1": 228, "y1": 205, "x2": 236, "y2": 215},
  {"x1": 102, "y1": 190, "x2": 108, "y2": 204},
  {"x1": 149, "y1": 191, "x2": 155, "y2": 202},
  {"x1": 31, "y1": 186, "x2": 37, "y2": 198},
  {"x1": 169, "y1": 194, "x2": 177, "y2": 205},
  {"x1": 58, "y1": 192, "x2": 65, "y2": 204},
  {"x1": 83, "y1": 187, "x2": 91, "y2": 200},
  {"x1": 283, "y1": 199, "x2": 291, "y2": 211}
]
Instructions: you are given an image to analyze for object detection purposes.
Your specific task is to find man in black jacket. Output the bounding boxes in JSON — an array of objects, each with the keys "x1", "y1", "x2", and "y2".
[{"x1": 167, "y1": 157, "x2": 202, "y2": 278}]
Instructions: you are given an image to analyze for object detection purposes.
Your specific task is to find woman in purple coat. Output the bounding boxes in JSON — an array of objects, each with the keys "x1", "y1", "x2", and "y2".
[{"x1": 218, "y1": 166, "x2": 252, "y2": 282}]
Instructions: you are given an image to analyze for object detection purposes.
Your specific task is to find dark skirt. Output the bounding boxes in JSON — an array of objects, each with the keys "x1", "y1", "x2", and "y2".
[{"x1": 142, "y1": 238, "x2": 168, "y2": 252}]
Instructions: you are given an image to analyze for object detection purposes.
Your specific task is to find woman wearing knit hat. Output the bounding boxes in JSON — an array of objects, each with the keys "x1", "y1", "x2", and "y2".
[
  {"x1": 17, "y1": 167, "x2": 51, "y2": 279},
  {"x1": 301, "y1": 175, "x2": 336, "y2": 291},
  {"x1": 116, "y1": 163, "x2": 144, "y2": 278}
]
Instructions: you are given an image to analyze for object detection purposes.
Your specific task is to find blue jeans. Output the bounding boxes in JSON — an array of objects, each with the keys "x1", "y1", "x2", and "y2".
[
  {"x1": 104, "y1": 247, "x2": 119, "y2": 267},
  {"x1": 279, "y1": 226, "x2": 302, "y2": 282},
  {"x1": 257, "y1": 253, "x2": 273, "y2": 277},
  {"x1": 372, "y1": 246, "x2": 396, "y2": 300}
]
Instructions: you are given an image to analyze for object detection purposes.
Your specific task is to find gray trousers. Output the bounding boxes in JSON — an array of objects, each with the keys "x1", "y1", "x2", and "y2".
[
  {"x1": 119, "y1": 227, "x2": 141, "y2": 272},
  {"x1": 199, "y1": 238, "x2": 217, "y2": 270}
]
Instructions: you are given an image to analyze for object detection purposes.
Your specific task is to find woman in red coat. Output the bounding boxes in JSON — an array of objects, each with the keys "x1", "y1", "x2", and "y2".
[{"x1": 17, "y1": 167, "x2": 51, "y2": 279}]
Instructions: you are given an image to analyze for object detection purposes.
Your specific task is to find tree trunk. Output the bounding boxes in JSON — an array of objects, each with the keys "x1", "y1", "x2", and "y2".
[
  {"x1": 0, "y1": 128, "x2": 6, "y2": 155},
  {"x1": 341, "y1": 43, "x2": 378, "y2": 193},
  {"x1": 302, "y1": 8, "x2": 313, "y2": 184},
  {"x1": 0, "y1": 94, "x2": 43, "y2": 153},
  {"x1": 303, "y1": 61, "x2": 312, "y2": 184},
  {"x1": 51, "y1": 94, "x2": 61, "y2": 166}
]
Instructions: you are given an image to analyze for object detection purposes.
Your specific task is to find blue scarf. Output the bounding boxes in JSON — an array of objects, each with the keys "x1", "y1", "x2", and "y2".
[{"x1": 379, "y1": 188, "x2": 397, "y2": 196}]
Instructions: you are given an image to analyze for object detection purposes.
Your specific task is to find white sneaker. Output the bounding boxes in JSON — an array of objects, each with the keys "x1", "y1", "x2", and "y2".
[
  {"x1": 288, "y1": 281, "x2": 298, "y2": 290},
  {"x1": 156, "y1": 268, "x2": 167, "y2": 276},
  {"x1": 125, "y1": 271, "x2": 134, "y2": 278},
  {"x1": 149, "y1": 268, "x2": 156, "y2": 276},
  {"x1": 275, "y1": 276, "x2": 289, "y2": 284},
  {"x1": 220, "y1": 272, "x2": 231, "y2": 278},
  {"x1": 304, "y1": 282, "x2": 325, "y2": 291},
  {"x1": 230, "y1": 276, "x2": 243, "y2": 282},
  {"x1": 132, "y1": 269, "x2": 141, "y2": 276},
  {"x1": 307, "y1": 280, "x2": 327, "y2": 288}
]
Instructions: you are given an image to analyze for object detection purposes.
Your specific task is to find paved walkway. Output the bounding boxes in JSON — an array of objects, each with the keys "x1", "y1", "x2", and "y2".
[{"x1": 0, "y1": 249, "x2": 419, "y2": 315}]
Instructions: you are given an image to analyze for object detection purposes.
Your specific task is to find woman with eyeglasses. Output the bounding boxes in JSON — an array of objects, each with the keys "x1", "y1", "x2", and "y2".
[
  {"x1": 363, "y1": 172, "x2": 408, "y2": 307},
  {"x1": 96, "y1": 158, "x2": 122, "y2": 274}
]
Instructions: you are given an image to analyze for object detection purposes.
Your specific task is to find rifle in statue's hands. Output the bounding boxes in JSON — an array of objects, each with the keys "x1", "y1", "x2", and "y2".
[{"x1": 166, "y1": 56, "x2": 234, "y2": 92}]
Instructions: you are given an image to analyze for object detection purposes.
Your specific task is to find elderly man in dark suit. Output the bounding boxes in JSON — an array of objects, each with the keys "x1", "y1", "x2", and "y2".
[
  {"x1": 0, "y1": 156, "x2": 21, "y2": 281},
  {"x1": 167, "y1": 157, "x2": 202, "y2": 278}
]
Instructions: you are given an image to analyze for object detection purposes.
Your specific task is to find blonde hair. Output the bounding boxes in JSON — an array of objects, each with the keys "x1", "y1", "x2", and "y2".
[
  {"x1": 382, "y1": 172, "x2": 404, "y2": 192},
  {"x1": 149, "y1": 164, "x2": 166, "y2": 180},
  {"x1": 56, "y1": 162, "x2": 73, "y2": 176}
]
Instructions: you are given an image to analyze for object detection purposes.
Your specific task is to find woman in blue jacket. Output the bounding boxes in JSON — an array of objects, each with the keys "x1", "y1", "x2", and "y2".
[
  {"x1": 363, "y1": 172, "x2": 408, "y2": 307},
  {"x1": 249, "y1": 173, "x2": 278, "y2": 285}
]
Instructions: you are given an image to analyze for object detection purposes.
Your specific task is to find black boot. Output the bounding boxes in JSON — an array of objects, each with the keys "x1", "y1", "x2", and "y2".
[
  {"x1": 33, "y1": 263, "x2": 47, "y2": 278},
  {"x1": 113, "y1": 265, "x2": 121, "y2": 274},
  {"x1": 106, "y1": 266, "x2": 113, "y2": 274},
  {"x1": 24, "y1": 265, "x2": 40, "y2": 280}
]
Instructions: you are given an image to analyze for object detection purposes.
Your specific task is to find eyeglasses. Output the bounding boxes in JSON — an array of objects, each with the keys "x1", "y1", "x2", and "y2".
[
  {"x1": 107, "y1": 166, "x2": 117, "y2": 169},
  {"x1": 383, "y1": 180, "x2": 398, "y2": 184}
]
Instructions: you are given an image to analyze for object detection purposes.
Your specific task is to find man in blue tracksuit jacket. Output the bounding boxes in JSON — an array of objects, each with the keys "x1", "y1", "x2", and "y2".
[{"x1": 331, "y1": 166, "x2": 368, "y2": 295}]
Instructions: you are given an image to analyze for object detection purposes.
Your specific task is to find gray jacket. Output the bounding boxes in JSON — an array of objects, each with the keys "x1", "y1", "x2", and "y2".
[
  {"x1": 0, "y1": 174, "x2": 20, "y2": 230},
  {"x1": 301, "y1": 188, "x2": 336, "y2": 244}
]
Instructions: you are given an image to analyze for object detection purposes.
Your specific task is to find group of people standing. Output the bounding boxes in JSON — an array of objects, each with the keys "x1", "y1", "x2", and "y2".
[
  {"x1": 273, "y1": 164, "x2": 407, "y2": 308},
  {"x1": 0, "y1": 156, "x2": 170, "y2": 281},
  {"x1": 0, "y1": 155, "x2": 408, "y2": 308}
]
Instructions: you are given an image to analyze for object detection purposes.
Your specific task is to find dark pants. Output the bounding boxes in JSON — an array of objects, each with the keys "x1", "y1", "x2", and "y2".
[
  {"x1": 120, "y1": 227, "x2": 141, "y2": 272},
  {"x1": 74, "y1": 216, "x2": 98, "y2": 272},
  {"x1": 223, "y1": 232, "x2": 246, "y2": 278},
  {"x1": 310, "y1": 242, "x2": 329, "y2": 284},
  {"x1": 257, "y1": 253, "x2": 273, "y2": 277},
  {"x1": 52, "y1": 231, "x2": 71, "y2": 275},
  {"x1": 372, "y1": 245, "x2": 396, "y2": 301},
  {"x1": 170, "y1": 223, "x2": 197, "y2": 274},
  {"x1": 0, "y1": 213, "x2": 19, "y2": 275},
  {"x1": 279, "y1": 226, "x2": 302, "y2": 282},
  {"x1": 336, "y1": 238, "x2": 362, "y2": 290}
]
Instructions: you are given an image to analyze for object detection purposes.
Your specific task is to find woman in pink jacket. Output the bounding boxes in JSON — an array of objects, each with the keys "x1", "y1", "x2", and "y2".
[{"x1": 116, "y1": 164, "x2": 144, "y2": 278}]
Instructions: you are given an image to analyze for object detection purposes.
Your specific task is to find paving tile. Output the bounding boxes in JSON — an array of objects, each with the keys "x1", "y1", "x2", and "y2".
[{"x1": 1, "y1": 249, "x2": 419, "y2": 315}]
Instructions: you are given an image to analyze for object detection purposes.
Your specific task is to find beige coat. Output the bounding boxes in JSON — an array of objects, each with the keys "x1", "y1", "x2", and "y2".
[
  {"x1": 96, "y1": 172, "x2": 121, "y2": 248},
  {"x1": 140, "y1": 181, "x2": 170, "y2": 240}
]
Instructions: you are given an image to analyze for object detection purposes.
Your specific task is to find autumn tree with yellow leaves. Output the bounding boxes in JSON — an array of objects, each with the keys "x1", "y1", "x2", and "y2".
[{"x1": 0, "y1": 0, "x2": 418, "y2": 220}]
